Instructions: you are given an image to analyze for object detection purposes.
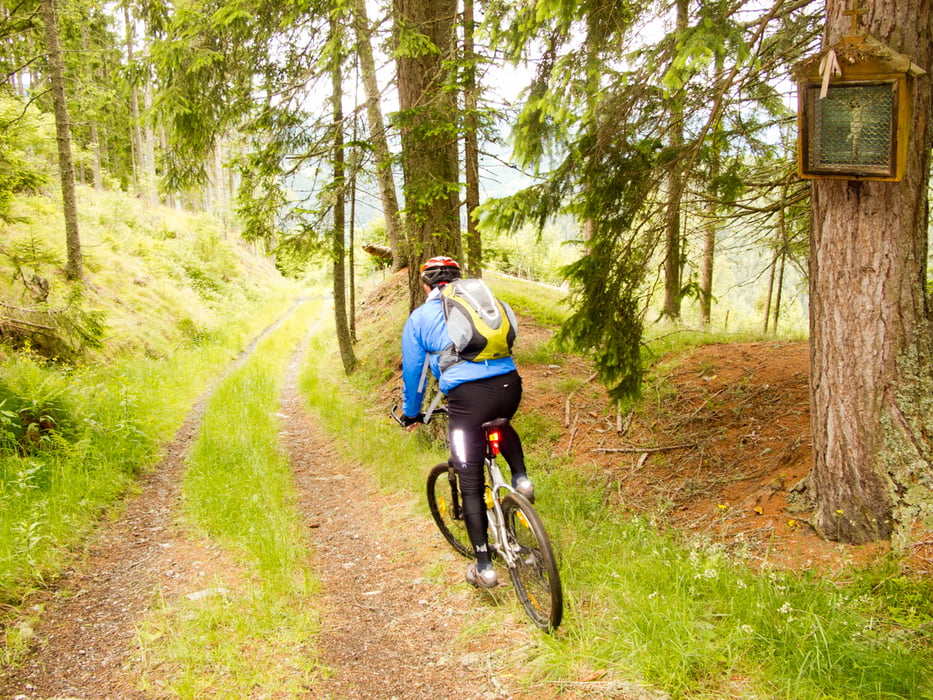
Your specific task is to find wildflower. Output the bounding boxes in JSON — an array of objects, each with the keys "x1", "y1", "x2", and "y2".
[
  {"x1": 779, "y1": 602, "x2": 793, "y2": 614},
  {"x1": 741, "y1": 624, "x2": 754, "y2": 634},
  {"x1": 717, "y1": 504, "x2": 728, "y2": 512}
]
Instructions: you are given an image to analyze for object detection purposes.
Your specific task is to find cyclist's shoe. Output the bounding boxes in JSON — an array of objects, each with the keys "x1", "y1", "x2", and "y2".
[
  {"x1": 465, "y1": 562, "x2": 498, "y2": 588},
  {"x1": 512, "y1": 475, "x2": 535, "y2": 503}
]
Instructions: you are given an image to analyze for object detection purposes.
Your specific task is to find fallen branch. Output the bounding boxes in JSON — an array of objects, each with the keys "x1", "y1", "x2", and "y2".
[
  {"x1": 564, "y1": 371, "x2": 599, "y2": 427},
  {"x1": 593, "y1": 443, "x2": 696, "y2": 454},
  {"x1": 565, "y1": 415, "x2": 579, "y2": 454}
]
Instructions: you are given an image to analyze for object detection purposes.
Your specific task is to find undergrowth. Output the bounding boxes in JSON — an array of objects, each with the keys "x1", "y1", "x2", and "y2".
[
  {"x1": 0, "y1": 295, "x2": 291, "y2": 604},
  {"x1": 296, "y1": 276, "x2": 933, "y2": 699}
]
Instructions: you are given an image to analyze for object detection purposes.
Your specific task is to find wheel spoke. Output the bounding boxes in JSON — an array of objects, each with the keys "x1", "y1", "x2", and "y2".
[{"x1": 502, "y1": 494, "x2": 562, "y2": 631}]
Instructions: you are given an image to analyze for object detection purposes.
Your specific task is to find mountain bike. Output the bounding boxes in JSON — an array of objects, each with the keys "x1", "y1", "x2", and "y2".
[{"x1": 392, "y1": 399, "x2": 563, "y2": 632}]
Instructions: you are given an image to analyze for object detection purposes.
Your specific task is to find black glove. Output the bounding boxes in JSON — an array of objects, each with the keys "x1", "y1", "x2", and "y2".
[{"x1": 401, "y1": 413, "x2": 424, "y2": 427}]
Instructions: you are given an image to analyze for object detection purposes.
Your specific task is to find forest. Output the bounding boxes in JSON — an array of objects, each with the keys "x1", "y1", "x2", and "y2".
[{"x1": 1, "y1": 0, "x2": 932, "y2": 695}]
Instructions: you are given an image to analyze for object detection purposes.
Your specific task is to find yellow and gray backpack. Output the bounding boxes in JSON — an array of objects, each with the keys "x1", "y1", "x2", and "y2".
[{"x1": 438, "y1": 278, "x2": 517, "y2": 371}]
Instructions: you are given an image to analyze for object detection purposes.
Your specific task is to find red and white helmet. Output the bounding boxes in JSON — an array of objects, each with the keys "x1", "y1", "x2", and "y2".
[{"x1": 420, "y1": 256, "x2": 461, "y2": 288}]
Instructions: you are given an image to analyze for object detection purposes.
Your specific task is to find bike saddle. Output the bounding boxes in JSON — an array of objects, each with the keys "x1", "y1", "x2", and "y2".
[{"x1": 481, "y1": 418, "x2": 510, "y2": 429}]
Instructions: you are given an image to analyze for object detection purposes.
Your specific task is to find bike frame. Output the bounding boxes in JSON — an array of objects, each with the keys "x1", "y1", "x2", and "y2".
[
  {"x1": 392, "y1": 395, "x2": 526, "y2": 562},
  {"x1": 481, "y1": 424, "x2": 525, "y2": 569}
]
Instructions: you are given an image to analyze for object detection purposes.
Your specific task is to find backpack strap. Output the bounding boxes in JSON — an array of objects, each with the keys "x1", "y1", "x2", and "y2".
[{"x1": 418, "y1": 353, "x2": 433, "y2": 394}]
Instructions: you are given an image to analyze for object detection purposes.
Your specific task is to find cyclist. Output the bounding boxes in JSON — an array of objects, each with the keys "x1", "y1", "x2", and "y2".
[{"x1": 400, "y1": 256, "x2": 533, "y2": 588}]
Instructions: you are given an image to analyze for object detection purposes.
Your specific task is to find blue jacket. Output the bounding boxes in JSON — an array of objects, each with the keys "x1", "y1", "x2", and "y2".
[{"x1": 402, "y1": 287, "x2": 517, "y2": 417}]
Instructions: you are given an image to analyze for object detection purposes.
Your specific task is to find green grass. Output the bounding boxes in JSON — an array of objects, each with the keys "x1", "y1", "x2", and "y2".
[
  {"x1": 0, "y1": 294, "x2": 294, "y2": 601},
  {"x1": 536, "y1": 467, "x2": 932, "y2": 697},
  {"x1": 0, "y1": 182, "x2": 303, "y2": 608},
  {"x1": 300, "y1": 333, "x2": 439, "y2": 498},
  {"x1": 485, "y1": 271, "x2": 570, "y2": 329},
  {"x1": 135, "y1": 296, "x2": 325, "y2": 696}
]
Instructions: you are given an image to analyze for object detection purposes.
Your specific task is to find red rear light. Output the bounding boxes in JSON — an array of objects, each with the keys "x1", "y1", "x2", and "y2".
[{"x1": 488, "y1": 430, "x2": 501, "y2": 455}]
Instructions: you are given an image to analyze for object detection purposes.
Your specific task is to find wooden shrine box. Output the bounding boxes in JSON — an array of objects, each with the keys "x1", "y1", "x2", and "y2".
[{"x1": 794, "y1": 37, "x2": 925, "y2": 182}]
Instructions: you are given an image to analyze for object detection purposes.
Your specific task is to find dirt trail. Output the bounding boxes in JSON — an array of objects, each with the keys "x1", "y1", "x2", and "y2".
[
  {"x1": 0, "y1": 305, "x2": 541, "y2": 700},
  {"x1": 279, "y1": 332, "x2": 530, "y2": 699}
]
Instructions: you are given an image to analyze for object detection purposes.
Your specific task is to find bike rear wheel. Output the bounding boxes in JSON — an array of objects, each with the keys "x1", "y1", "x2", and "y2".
[
  {"x1": 501, "y1": 493, "x2": 563, "y2": 631},
  {"x1": 426, "y1": 463, "x2": 473, "y2": 558}
]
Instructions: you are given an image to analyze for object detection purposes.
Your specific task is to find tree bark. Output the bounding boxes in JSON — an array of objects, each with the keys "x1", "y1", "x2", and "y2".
[
  {"x1": 79, "y1": 23, "x2": 104, "y2": 191},
  {"x1": 351, "y1": 0, "x2": 405, "y2": 271},
  {"x1": 699, "y1": 186, "x2": 716, "y2": 326},
  {"x1": 40, "y1": 0, "x2": 82, "y2": 281},
  {"x1": 808, "y1": 0, "x2": 932, "y2": 543},
  {"x1": 699, "y1": 55, "x2": 725, "y2": 326}
]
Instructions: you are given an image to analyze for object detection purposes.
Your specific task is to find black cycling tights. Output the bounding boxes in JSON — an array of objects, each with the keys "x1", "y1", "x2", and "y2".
[{"x1": 446, "y1": 371, "x2": 525, "y2": 563}]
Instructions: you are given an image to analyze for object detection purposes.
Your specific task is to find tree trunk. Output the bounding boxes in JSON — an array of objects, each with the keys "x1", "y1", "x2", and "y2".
[
  {"x1": 394, "y1": 0, "x2": 461, "y2": 308},
  {"x1": 124, "y1": 3, "x2": 144, "y2": 194},
  {"x1": 331, "y1": 15, "x2": 356, "y2": 374},
  {"x1": 699, "y1": 201, "x2": 715, "y2": 325},
  {"x1": 772, "y1": 247, "x2": 785, "y2": 333},
  {"x1": 40, "y1": 0, "x2": 82, "y2": 281},
  {"x1": 463, "y1": 0, "x2": 481, "y2": 277},
  {"x1": 808, "y1": 0, "x2": 932, "y2": 543},
  {"x1": 79, "y1": 24, "x2": 104, "y2": 191},
  {"x1": 763, "y1": 248, "x2": 776, "y2": 334},
  {"x1": 144, "y1": 80, "x2": 158, "y2": 201},
  {"x1": 351, "y1": 0, "x2": 405, "y2": 271},
  {"x1": 662, "y1": 0, "x2": 688, "y2": 321},
  {"x1": 349, "y1": 112, "x2": 358, "y2": 344},
  {"x1": 699, "y1": 54, "x2": 725, "y2": 326}
]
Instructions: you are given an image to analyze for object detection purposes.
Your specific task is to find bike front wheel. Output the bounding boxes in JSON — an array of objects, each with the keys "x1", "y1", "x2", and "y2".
[
  {"x1": 426, "y1": 463, "x2": 474, "y2": 559},
  {"x1": 501, "y1": 493, "x2": 563, "y2": 632}
]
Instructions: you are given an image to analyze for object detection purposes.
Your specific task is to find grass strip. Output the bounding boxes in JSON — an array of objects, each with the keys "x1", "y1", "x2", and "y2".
[{"x1": 135, "y1": 296, "x2": 325, "y2": 697}]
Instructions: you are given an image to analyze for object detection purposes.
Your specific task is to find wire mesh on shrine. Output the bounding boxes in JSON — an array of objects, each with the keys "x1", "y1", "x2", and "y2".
[{"x1": 807, "y1": 82, "x2": 896, "y2": 173}]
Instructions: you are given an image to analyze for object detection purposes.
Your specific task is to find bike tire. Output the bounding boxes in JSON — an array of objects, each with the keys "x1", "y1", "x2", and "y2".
[
  {"x1": 501, "y1": 492, "x2": 563, "y2": 632},
  {"x1": 426, "y1": 463, "x2": 474, "y2": 559}
]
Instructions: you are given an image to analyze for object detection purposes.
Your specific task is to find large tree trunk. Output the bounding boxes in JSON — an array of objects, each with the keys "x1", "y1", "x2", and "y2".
[
  {"x1": 394, "y1": 0, "x2": 460, "y2": 308},
  {"x1": 808, "y1": 0, "x2": 932, "y2": 543},
  {"x1": 40, "y1": 0, "x2": 82, "y2": 281},
  {"x1": 351, "y1": 0, "x2": 405, "y2": 271}
]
